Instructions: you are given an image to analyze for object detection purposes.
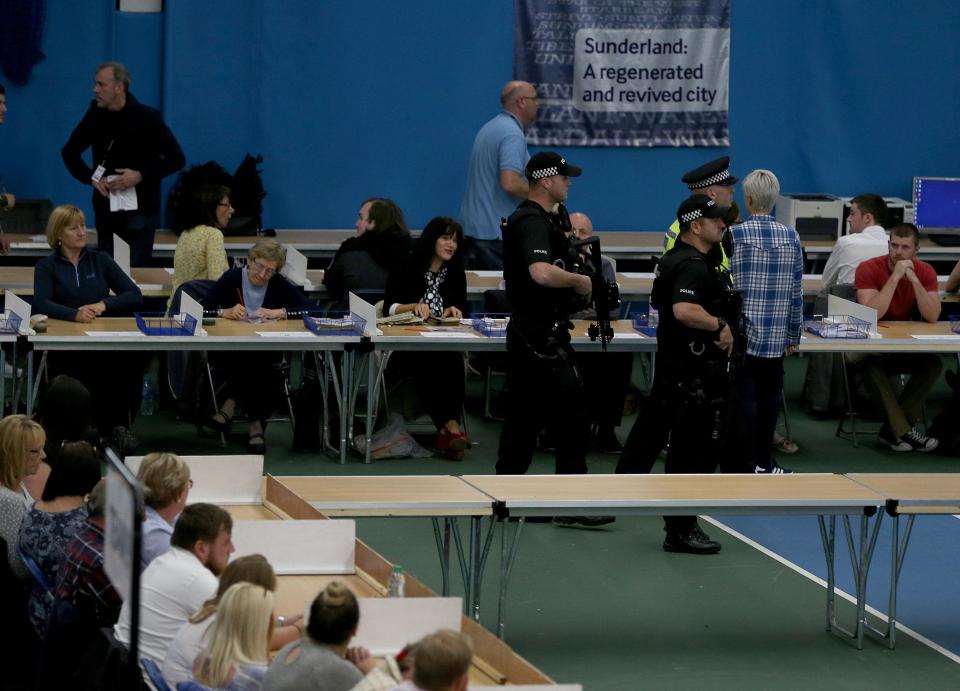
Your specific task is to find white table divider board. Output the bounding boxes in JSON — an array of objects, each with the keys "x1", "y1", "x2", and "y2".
[
  {"x1": 469, "y1": 686, "x2": 581, "y2": 691},
  {"x1": 348, "y1": 597, "x2": 463, "y2": 656},
  {"x1": 230, "y1": 519, "x2": 356, "y2": 575},
  {"x1": 125, "y1": 454, "x2": 264, "y2": 505}
]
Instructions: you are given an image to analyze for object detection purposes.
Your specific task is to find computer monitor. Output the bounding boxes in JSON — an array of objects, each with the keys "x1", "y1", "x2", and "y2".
[{"x1": 913, "y1": 177, "x2": 960, "y2": 234}]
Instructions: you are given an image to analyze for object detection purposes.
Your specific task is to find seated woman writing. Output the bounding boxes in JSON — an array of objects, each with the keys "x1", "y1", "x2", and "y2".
[
  {"x1": 170, "y1": 183, "x2": 233, "y2": 308},
  {"x1": 201, "y1": 238, "x2": 314, "y2": 454},
  {"x1": 32, "y1": 204, "x2": 146, "y2": 450},
  {"x1": 383, "y1": 216, "x2": 468, "y2": 458}
]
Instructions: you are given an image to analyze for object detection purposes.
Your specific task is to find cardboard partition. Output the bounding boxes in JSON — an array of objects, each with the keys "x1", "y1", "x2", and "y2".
[
  {"x1": 126, "y1": 454, "x2": 263, "y2": 505},
  {"x1": 231, "y1": 519, "x2": 355, "y2": 575}
]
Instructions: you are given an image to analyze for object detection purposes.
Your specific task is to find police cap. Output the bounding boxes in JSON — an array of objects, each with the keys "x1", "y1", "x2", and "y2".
[
  {"x1": 526, "y1": 152, "x2": 582, "y2": 181},
  {"x1": 677, "y1": 194, "x2": 729, "y2": 226},
  {"x1": 680, "y1": 156, "x2": 737, "y2": 189}
]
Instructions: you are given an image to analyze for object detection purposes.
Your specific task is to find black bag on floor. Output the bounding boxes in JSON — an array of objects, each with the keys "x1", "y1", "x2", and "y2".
[
  {"x1": 292, "y1": 362, "x2": 322, "y2": 452},
  {"x1": 928, "y1": 369, "x2": 960, "y2": 455}
]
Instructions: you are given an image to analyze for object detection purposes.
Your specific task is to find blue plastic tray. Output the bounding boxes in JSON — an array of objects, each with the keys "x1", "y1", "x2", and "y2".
[{"x1": 135, "y1": 312, "x2": 198, "y2": 336}]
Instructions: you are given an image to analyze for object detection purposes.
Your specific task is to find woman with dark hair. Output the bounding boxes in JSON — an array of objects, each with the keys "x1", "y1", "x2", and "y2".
[
  {"x1": 322, "y1": 198, "x2": 412, "y2": 310},
  {"x1": 383, "y1": 216, "x2": 469, "y2": 458},
  {"x1": 18, "y1": 441, "x2": 100, "y2": 638},
  {"x1": 34, "y1": 375, "x2": 95, "y2": 460},
  {"x1": 170, "y1": 184, "x2": 232, "y2": 307},
  {"x1": 262, "y1": 581, "x2": 376, "y2": 691}
]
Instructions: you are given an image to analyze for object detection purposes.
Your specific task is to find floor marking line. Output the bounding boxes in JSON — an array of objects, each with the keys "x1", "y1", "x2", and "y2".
[{"x1": 702, "y1": 515, "x2": 960, "y2": 665}]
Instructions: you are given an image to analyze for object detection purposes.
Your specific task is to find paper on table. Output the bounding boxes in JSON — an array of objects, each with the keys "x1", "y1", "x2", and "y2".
[
  {"x1": 256, "y1": 331, "x2": 314, "y2": 338},
  {"x1": 421, "y1": 331, "x2": 481, "y2": 338},
  {"x1": 29, "y1": 235, "x2": 47, "y2": 243},
  {"x1": 106, "y1": 176, "x2": 138, "y2": 212},
  {"x1": 86, "y1": 331, "x2": 144, "y2": 337},
  {"x1": 910, "y1": 334, "x2": 960, "y2": 340},
  {"x1": 135, "y1": 284, "x2": 164, "y2": 291},
  {"x1": 608, "y1": 331, "x2": 646, "y2": 339}
]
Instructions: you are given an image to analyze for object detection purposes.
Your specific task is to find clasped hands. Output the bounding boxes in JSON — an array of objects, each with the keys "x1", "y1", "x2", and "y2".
[{"x1": 92, "y1": 168, "x2": 142, "y2": 197}]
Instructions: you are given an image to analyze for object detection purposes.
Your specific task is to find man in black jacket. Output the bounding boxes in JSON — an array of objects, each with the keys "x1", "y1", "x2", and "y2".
[{"x1": 62, "y1": 62, "x2": 185, "y2": 266}]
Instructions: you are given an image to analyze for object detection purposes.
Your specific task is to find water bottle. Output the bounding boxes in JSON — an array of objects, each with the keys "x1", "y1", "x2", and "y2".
[
  {"x1": 140, "y1": 375, "x2": 155, "y2": 416},
  {"x1": 387, "y1": 565, "x2": 405, "y2": 597},
  {"x1": 648, "y1": 307, "x2": 659, "y2": 328}
]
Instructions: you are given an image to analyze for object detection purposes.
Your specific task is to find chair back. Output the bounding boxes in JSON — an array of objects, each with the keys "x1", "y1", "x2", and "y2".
[
  {"x1": 168, "y1": 279, "x2": 216, "y2": 316},
  {"x1": 141, "y1": 658, "x2": 173, "y2": 691}
]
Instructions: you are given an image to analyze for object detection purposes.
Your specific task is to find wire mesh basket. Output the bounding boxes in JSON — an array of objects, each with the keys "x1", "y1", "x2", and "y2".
[
  {"x1": 0, "y1": 312, "x2": 22, "y2": 334},
  {"x1": 630, "y1": 312, "x2": 658, "y2": 336},
  {"x1": 303, "y1": 313, "x2": 366, "y2": 336},
  {"x1": 472, "y1": 314, "x2": 510, "y2": 337},
  {"x1": 803, "y1": 315, "x2": 871, "y2": 339},
  {"x1": 135, "y1": 312, "x2": 198, "y2": 336}
]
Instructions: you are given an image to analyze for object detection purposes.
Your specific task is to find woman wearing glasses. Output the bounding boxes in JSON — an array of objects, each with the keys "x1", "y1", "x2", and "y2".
[
  {"x1": 169, "y1": 183, "x2": 232, "y2": 308},
  {"x1": 202, "y1": 239, "x2": 313, "y2": 453}
]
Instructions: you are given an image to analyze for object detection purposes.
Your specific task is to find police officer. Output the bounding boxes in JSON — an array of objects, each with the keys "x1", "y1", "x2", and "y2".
[
  {"x1": 495, "y1": 153, "x2": 613, "y2": 527},
  {"x1": 653, "y1": 194, "x2": 737, "y2": 554},
  {"x1": 617, "y1": 157, "x2": 737, "y2": 476}
]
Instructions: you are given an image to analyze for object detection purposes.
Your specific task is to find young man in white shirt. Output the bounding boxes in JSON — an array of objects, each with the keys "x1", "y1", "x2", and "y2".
[
  {"x1": 114, "y1": 502, "x2": 234, "y2": 665},
  {"x1": 820, "y1": 194, "x2": 889, "y2": 289}
]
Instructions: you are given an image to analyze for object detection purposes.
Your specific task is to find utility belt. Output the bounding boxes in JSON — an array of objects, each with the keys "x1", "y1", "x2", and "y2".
[{"x1": 507, "y1": 317, "x2": 574, "y2": 362}]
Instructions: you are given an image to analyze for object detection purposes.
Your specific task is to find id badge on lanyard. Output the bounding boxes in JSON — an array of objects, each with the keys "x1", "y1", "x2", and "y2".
[{"x1": 91, "y1": 139, "x2": 114, "y2": 183}]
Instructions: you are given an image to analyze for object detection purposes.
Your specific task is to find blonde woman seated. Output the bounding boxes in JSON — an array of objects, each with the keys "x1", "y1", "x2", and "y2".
[
  {"x1": 185, "y1": 582, "x2": 274, "y2": 691},
  {"x1": 0, "y1": 415, "x2": 46, "y2": 580},
  {"x1": 262, "y1": 581, "x2": 377, "y2": 691},
  {"x1": 164, "y1": 554, "x2": 303, "y2": 686},
  {"x1": 170, "y1": 184, "x2": 233, "y2": 308}
]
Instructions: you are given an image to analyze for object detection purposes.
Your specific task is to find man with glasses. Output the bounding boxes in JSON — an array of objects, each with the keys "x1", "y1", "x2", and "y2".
[
  {"x1": 62, "y1": 62, "x2": 185, "y2": 265},
  {"x1": 458, "y1": 80, "x2": 539, "y2": 269}
]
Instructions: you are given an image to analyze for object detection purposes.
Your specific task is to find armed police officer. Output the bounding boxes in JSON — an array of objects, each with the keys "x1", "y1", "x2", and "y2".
[
  {"x1": 495, "y1": 153, "x2": 614, "y2": 527},
  {"x1": 654, "y1": 195, "x2": 739, "y2": 554}
]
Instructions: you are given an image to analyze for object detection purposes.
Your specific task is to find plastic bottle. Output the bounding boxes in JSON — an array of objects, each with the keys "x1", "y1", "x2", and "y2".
[
  {"x1": 387, "y1": 565, "x2": 405, "y2": 597},
  {"x1": 140, "y1": 375, "x2": 155, "y2": 416}
]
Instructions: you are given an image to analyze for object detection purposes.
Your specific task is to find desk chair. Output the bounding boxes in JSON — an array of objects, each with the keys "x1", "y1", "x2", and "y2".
[{"x1": 141, "y1": 658, "x2": 173, "y2": 691}]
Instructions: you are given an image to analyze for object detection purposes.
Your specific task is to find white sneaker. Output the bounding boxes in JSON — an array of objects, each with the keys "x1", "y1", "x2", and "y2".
[
  {"x1": 880, "y1": 427, "x2": 913, "y2": 452},
  {"x1": 902, "y1": 428, "x2": 938, "y2": 452},
  {"x1": 754, "y1": 462, "x2": 793, "y2": 474}
]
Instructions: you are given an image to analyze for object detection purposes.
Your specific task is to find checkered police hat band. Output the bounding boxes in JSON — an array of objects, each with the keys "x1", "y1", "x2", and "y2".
[
  {"x1": 689, "y1": 169, "x2": 731, "y2": 189},
  {"x1": 530, "y1": 166, "x2": 559, "y2": 180},
  {"x1": 680, "y1": 209, "x2": 703, "y2": 223}
]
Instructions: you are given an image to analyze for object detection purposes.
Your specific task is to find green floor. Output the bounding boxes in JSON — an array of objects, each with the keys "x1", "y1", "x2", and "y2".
[{"x1": 133, "y1": 355, "x2": 960, "y2": 690}]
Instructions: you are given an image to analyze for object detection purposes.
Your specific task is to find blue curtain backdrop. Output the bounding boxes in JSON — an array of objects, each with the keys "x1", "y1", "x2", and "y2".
[{"x1": 1, "y1": 0, "x2": 958, "y2": 232}]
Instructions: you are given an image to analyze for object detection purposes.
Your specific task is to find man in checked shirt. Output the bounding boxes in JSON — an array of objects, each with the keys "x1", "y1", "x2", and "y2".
[{"x1": 729, "y1": 169, "x2": 803, "y2": 474}]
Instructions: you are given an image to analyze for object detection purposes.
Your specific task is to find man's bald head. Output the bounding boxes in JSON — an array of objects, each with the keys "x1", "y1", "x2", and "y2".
[
  {"x1": 501, "y1": 80, "x2": 539, "y2": 125},
  {"x1": 569, "y1": 211, "x2": 593, "y2": 241}
]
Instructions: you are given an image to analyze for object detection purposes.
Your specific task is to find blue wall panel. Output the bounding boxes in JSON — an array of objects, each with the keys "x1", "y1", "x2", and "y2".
[{"x1": 2, "y1": 1, "x2": 959, "y2": 232}]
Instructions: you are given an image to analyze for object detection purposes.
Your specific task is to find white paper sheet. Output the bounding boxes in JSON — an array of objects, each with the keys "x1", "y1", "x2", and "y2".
[
  {"x1": 86, "y1": 331, "x2": 144, "y2": 337},
  {"x1": 256, "y1": 331, "x2": 314, "y2": 338},
  {"x1": 421, "y1": 331, "x2": 481, "y2": 338},
  {"x1": 910, "y1": 334, "x2": 960, "y2": 340},
  {"x1": 106, "y1": 176, "x2": 138, "y2": 212}
]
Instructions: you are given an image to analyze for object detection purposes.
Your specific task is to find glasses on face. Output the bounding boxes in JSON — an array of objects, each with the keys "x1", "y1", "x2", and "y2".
[
  {"x1": 188, "y1": 479, "x2": 195, "y2": 489},
  {"x1": 249, "y1": 259, "x2": 277, "y2": 278},
  {"x1": 217, "y1": 202, "x2": 233, "y2": 209}
]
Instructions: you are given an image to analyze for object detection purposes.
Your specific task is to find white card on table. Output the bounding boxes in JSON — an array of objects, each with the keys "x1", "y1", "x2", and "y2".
[{"x1": 4, "y1": 290, "x2": 31, "y2": 334}]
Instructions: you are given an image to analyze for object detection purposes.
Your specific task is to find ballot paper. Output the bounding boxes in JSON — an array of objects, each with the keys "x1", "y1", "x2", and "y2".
[{"x1": 106, "y1": 175, "x2": 138, "y2": 212}]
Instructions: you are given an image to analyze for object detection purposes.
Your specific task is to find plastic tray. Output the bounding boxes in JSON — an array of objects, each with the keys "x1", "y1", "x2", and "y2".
[
  {"x1": 135, "y1": 312, "x2": 198, "y2": 336},
  {"x1": 803, "y1": 315, "x2": 870, "y2": 339},
  {"x1": 303, "y1": 313, "x2": 366, "y2": 336},
  {"x1": 630, "y1": 312, "x2": 657, "y2": 337},
  {"x1": 472, "y1": 314, "x2": 510, "y2": 338},
  {"x1": 0, "y1": 312, "x2": 22, "y2": 334},
  {"x1": 950, "y1": 317, "x2": 960, "y2": 335}
]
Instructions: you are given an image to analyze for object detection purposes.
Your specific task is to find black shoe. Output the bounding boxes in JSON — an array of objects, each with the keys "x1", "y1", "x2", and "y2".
[
  {"x1": 663, "y1": 528, "x2": 722, "y2": 554},
  {"x1": 553, "y1": 515, "x2": 616, "y2": 528}
]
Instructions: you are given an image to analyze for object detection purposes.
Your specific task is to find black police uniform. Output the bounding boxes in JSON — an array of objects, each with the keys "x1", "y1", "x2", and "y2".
[
  {"x1": 652, "y1": 237, "x2": 735, "y2": 536},
  {"x1": 496, "y1": 200, "x2": 589, "y2": 475}
]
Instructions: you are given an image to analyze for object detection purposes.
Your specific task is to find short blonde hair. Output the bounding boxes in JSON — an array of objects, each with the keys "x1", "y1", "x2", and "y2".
[
  {"x1": 137, "y1": 452, "x2": 191, "y2": 509},
  {"x1": 0, "y1": 415, "x2": 45, "y2": 490},
  {"x1": 196, "y1": 583, "x2": 274, "y2": 688},
  {"x1": 413, "y1": 629, "x2": 474, "y2": 691},
  {"x1": 45, "y1": 204, "x2": 86, "y2": 249},
  {"x1": 248, "y1": 238, "x2": 286, "y2": 270}
]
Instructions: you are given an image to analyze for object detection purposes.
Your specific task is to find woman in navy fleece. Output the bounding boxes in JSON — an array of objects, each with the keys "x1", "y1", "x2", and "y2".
[{"x1": 32, "y1": 204, "x2": 146, "y2": 449}]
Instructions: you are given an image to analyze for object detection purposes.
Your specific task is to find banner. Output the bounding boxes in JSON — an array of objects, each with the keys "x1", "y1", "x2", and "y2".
[{"x1": 515, "y1": 0, "x2": 730, "y2": 147}]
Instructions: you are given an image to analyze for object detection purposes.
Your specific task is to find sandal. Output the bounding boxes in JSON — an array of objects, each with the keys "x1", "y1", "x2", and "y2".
[
  {"x1": 247, "y1": 433, "x2": 266, "y2": 455},
  {"x1": 204, "y1": 408, "x2": 233, "y2": 433}
]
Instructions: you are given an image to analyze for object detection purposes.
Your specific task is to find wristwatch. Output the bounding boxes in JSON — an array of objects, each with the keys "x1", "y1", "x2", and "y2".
[
  {"x1": 276, "y1": 615, "x2": 286, "y2": 627},
  {"x1": 713, "y1": 318, "x2": 727, "y2": 339}
]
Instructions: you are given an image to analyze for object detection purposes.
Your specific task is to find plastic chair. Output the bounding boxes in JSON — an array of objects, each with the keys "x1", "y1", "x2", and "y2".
[{"x1": 141, "y1": 658, "x2": 173, "y2": 691}]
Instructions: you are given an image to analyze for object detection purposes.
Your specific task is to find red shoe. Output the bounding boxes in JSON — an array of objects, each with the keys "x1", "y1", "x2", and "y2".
[
  {"x1": 444, "y1": 449, "x2": 465, "y2": 461},
  {"x1": 437, "y1": 429, "x2": 468, "y2": 452}
]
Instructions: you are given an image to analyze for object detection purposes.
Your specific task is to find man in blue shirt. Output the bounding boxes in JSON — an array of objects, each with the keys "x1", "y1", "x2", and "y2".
[
  {"x1": 458, "y1": 81, "x2": 539, "y2": 269},
  {"x1": 729, "y1": 169, "x2": 803, "y2": 473}
]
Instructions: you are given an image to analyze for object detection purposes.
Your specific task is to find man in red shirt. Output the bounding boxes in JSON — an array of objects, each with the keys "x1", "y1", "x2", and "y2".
[{"x1": 854, "y1": 223, "x2": 942, "y2": 451}]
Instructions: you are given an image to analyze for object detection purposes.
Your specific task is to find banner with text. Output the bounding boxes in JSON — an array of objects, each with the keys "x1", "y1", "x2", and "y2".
[{"x1": 515, "y1": 0, "x2": 730, "y2": 147}]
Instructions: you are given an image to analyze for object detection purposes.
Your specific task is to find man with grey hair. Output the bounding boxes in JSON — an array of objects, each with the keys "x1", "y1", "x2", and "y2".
[
  {"x1": 458, "y1": 80, "x2": 538, "y2": 269},
  {"x1": 62, "y1": 61, "x2": 185, "y2": 265},
  {"x1": 729, "y1": 169, "x2": 803, "y2": 473}
]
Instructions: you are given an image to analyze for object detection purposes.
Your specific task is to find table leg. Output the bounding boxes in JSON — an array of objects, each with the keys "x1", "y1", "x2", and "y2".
[
  {"x1": 364, "y1": 351, "x2": 375, "y2": 464},
  {"x1": 817, "y1": 515, "x2": 836, "y2": 632},
  {"x1": 339, "y1": 350, "x2": 352, "y2": 463},
  {"x1": 0, "y1": 347, "x2": 6, "y2": 415},
  {"x1": 26, "y1": 350, "x2": 34, "y2": 415},
  {"x1": 431, "y1": 518, "x2": 451, "y2": 598},
  {"x1": 496, "y1": 516, "x2": 525, "y2": 640}
]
